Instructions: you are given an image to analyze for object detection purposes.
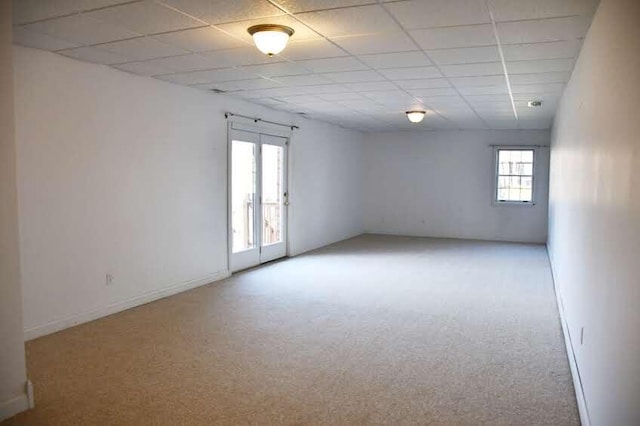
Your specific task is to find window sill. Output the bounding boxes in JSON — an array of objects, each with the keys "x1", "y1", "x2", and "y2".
[{"x1": 493, "y1": 201, "x2": 536, "y2": 207}]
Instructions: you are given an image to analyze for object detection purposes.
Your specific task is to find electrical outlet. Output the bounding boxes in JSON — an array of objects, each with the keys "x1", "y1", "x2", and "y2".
[{"x1": 106, "y1": 274, "x2": 113, "y2": 286}]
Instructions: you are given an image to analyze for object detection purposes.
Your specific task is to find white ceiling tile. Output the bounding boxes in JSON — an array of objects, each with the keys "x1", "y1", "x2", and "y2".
[
  {"x1": 512, "y1": 92, "x2": 561, "y2": 102},
  {"x1": 240, "y1": 86, "x2": 313, "y2": 98},
  {"x1": 162, "y1": 0, "x2": 285, "y2": 24},
  {"x1": 409, "y1": 88, "x2": 459, "y2": 97},
  {"x1": 346, "y1": 81, "x2": 397, "y2": 91},
  {"x1": 279, "y1": 39, "x2": 348, "y2": 61},
  {"x1": 446, "y1": 116, "x2": 487, "y2": 129},
  {"x1": 395, "y1": 78, "x2": 451, "y2": 90},
  {"x1": 201, "y1": 46, "x2": 279, "y2": 67},
  {"x1": 331, "y1": 32, "x2": 417, "y2": 55},
  {"x1": 510, "y1": 83, "x2": 565, "y2": 94},
  {"x1": 59, "y1": 46, "x2": 129, "y2": 64},
  {"x1": 296, "y1": 4, "x2": 401, "y2": 37},
  {"x1": 317, "y1": 92, "x2": 366, "y2": 101},
  {"x1": 433, "y1": 107, "x2": 478, "y2": 119},
  {"x1": 339, "y1": 99, "x2": 387, "y2": 113},
  {"x1": 426, "y1": 46, "x2": 499, "y2": 65},
  {"x1": 133, "y1": 53, "x2": 219, "y2": 73},
  {"x1": 272, "y1": 74, "x2": 333, "y2": 86},
  {"x1": 417, "y1": 95, "x2": 467, "y2": 108},
  {"x1": 12, "y1": 26, "x2": 81, "y2": 51},
  {"x1": 13, "y1": 0, "x2": 132, "y2": 24},
  {"x1": 298, "y1": 84, "x2": 351, "y2": 94},
  {"x1": 502, "y1": 40, "x2": 582, "y2": 61},
  {"x1": 215, "y1": 15, "x2": 320, "y2": 44},
  {"x1": 516, "y1": 117, "x2": 554, "y2": 130},
  {"x1": 360, "y1": 90, "x2": 414, "y2": 102},
  {"x1": 249, "y1": 97, "x2": 288, "y2": 107},
  {"x1": 322, "y1": 70, "x2": 385, "y2": 83},
  {"x1": 303, "y1": 101, "x2": 347, "y2": 111},
  {"x1": 274, "y1": 94, "x2": 323, "y2": 104},
  {"x1": 114, "y1": 61, "x2": 173, "y2": 76},
  {"x1": 489, "y1": 0, "x2": 599, "y2": 22},
  {"x1": 449, "y1": 75, "x2": 506, "y2": 87},
  {"x1": 196, "y1": 78, "x2": 284, "y2": 91},
  {"x1": 410, "y1": 24, "x2": 496, "y2": 49},
  {"x1": 509, "y1": 71, "x2": 571, "y2": 85},
  {"x1": 274, "y1": 0, "x2": 376, "y2": 13},
  {"x1": 464, "y1": 94, "x2": 512, "y2": 103},
  {"x1": 378, "y1": 66, "x2": 442, "y2": 80},
  {"x1": 482, "y1": 119, "x2": 518, "y2": 129},
  {"x1": 24, "y1": 13, "x2": 140, "y2": 45},
  {"x1": 385, "y1": 0, "x2": 490, "y2": 30},
  {"x1": 156, "y1": 67, "x2": 254, "y2": 85},
  {"x1": 358, "y1": 51, "x2": 431, "y2": 69},
  {"x1": 243, "y1": 62, "x2": 309, "y2": 77},
  {"x1": 457, "y1": 85, "x2": 508, "y2": 95},
  {"x1": 440, "y1": 62, "x2": 503, "y2": 77},
  {"x1": 497, "y1": 16, "x2": 593, "y2": 45},
  {"x1": 151, "y1": 27, "x2": 247, "y2": 52},
  {"x1": 86, "y1": 0, "x2": 204, "y2": 35},
  {"x1": 98, "y1": 37, "x2": 190, "y2": 61},
  {"x1": 507, "y1": 58, "x2": 575, "y2": 74},
  {"x1": 298, "y1": 56, "x2": 367, "y2": 73}
]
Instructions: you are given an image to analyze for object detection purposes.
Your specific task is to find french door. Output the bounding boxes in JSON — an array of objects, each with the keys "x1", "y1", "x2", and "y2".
[{"x1": 229, "y1": 128, "x2": 288, "y2": 272}]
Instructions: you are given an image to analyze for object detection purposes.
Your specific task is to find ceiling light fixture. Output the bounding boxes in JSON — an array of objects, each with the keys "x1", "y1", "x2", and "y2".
[
  {"x1": 406, "y1": 110, "x2": 426, "y2": 123},
  {"x1": 247, "y1": 24, "x2": 294, "y2": 57}
]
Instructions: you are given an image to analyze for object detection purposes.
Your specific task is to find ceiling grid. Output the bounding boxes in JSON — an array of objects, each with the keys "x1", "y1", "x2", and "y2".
[{"x1": 12, "y1": 0, "x2": 599, "y2": 131}]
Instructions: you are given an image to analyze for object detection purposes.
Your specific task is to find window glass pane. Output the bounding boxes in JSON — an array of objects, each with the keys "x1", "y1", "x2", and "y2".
[
  {"x1": 498, "y1": 176, "x2": 509, "y2": 189},
  {"x1": 508, "y1": 187, "x2": 521, "y2": 200},
  {"x1": 232, "y1": 140, "x2": 256, "y2": 253},
  {"x1": 495, "y1": 149, "x2": 535, "y2": 203},
  {"x1": 498, "y1": 150, "x2": 511, "y2": 164},
  {"x1": 262, "y1": 144, "x2": 284, "y2": 246}
]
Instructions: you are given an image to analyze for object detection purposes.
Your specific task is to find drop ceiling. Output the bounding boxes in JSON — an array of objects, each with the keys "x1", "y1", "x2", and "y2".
[{"x1": 12, "y1": 0, "x2": 599, "y2": 132}]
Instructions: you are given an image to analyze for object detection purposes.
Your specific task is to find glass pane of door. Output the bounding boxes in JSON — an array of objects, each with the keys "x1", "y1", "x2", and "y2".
[
  {"x1": 231, "y1": 140, "x2": 256, "y2": 253},
  {"x1": 261, "y1": 144, "x2": 284, "y2": 246}
]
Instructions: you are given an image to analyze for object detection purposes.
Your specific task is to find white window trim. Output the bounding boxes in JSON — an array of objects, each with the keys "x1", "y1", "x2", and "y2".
[{"x1": 492, "y1": 146, "x2": 537, "y2": 207}]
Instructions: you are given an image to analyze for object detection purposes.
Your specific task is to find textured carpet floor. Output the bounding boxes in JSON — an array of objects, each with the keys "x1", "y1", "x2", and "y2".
[{"x1": 5, "y1": 235, "x2": 578, "y2": 425}]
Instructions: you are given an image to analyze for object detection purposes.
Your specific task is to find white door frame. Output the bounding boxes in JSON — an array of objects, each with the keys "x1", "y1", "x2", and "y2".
[{"x1": 227, "y1": 122, "x2": 290, "y2": 273}]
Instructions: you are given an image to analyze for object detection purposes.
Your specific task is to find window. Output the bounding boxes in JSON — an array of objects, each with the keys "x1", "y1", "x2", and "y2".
[{"x1": 495, "y1": 148, "x2": 535, "y2": 204}]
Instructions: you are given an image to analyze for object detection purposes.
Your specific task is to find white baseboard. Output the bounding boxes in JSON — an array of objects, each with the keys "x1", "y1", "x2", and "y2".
[
  {"x1": 24, "y1": 270, "x2": 230, "y2": 341},
  {"x1": 547, "y1": 248, "x2": 591, "y2": 426},
  {"x1": 0, "y1": 380, "x2": 33, "y2": 422}
]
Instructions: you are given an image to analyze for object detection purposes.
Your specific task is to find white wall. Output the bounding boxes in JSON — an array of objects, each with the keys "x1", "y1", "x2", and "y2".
[
  {"x1": 364, "y1": 130, "x2": 550, "y2": 243},
  {"x1": 0, "y1": 0, "x2": 29, "y2": 421},
  {"x1": 547, "y1": 0, "x2": 640, "y2": 424},
  {"x1": 13, "y1": 46, "x2": 364, "y2": 339}
]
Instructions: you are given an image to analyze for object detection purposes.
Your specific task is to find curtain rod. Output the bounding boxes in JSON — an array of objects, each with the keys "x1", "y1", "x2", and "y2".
[{"x1": 225, "y1": 112, "x2": 299, "y2": 130}]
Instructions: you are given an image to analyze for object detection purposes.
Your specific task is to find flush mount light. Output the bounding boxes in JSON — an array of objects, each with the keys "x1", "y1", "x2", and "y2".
[
  {"x1": 527, "y1": 100, "x2": 543, "y2": 107},
  {"x1": 247, "y1": 24, "x2": 295, "y2": 56},
  {"x1": 406, "y1": 110, "x2": 426, "y2": 123}
]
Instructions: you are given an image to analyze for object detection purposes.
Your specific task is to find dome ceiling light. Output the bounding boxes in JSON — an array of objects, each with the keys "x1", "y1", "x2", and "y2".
[
  {"x1": 406, "y1": 110, "x2": 426, "y2": 123},
  {"x1": 247, "y1": 24, "x2": 295, "y2": 57}
]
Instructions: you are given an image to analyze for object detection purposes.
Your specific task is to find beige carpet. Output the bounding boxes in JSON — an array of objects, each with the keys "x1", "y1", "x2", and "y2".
[{"x1": 4, "y1": 235, "x2": 579, "y2": 425}]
